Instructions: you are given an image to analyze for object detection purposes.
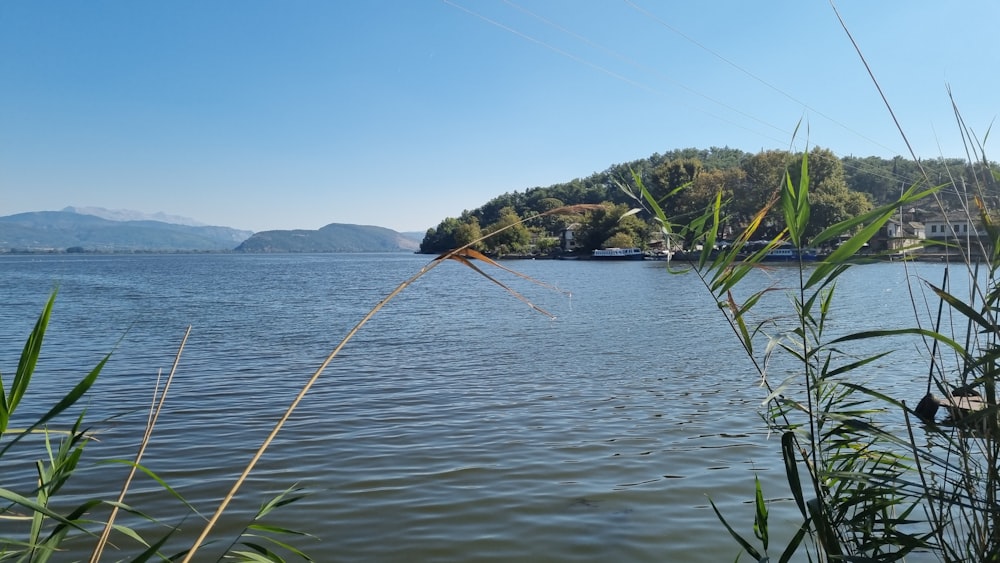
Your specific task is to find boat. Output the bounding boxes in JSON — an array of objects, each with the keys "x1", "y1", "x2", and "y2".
[
  {"x1": 591, "y1": 247, "x2": 645, "y2": 260},
  {"x1": 645, "y1": 250, "x2": 673, "y2": 261},
  {"x1": 761, "y1": 244, "x2": 818, "y2": 262},
  {"x1": 736, "y1": 241, "x2": 818, "y2": 262}
]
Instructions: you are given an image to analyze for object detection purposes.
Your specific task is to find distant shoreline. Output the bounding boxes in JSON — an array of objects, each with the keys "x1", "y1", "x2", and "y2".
[{"x1": 0, "y1": 249, "x2": 420, "y2": 256}]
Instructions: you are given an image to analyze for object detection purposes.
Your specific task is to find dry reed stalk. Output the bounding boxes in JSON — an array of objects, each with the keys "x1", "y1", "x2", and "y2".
[
  {"x1": 180, "y1": 206, "x2": 578, "y2": 561},
  {"x1": 89, "y1": 326, "x2": 191, "y2": 563}
]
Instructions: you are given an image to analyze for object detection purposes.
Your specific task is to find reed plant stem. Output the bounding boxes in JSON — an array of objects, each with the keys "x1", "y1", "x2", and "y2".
[
  {"x1": 180, "y1": 205, "x2": 582, "y2": 560},
  {"x1": 179, "y1": 260, "x2": 447, "y2": 561},
  {"x1": 89, "y1": 326, "x2": 191, "y2": 563}
]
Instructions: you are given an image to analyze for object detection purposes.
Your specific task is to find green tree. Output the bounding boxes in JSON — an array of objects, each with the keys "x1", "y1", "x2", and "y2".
[
  {"x1": 483, "y1": 206, "x2": 531, "y2": 254},
  {"x1": 842, "y1": 155, "x2": 903, "y2": 206},
  {"x1": 575, "y1": 203, "x2": 649, "y2": 252},
  {"x1": 677, "y1": 167, "x2": 745, "y2": 222},
  {"x1": 788, "y1": 147, "x2": 873, "y2": 238},
  {"x1": 530, "y1": 197, "x2": 573, "y2": 234},
  {"x1": 534, "y1": 234, "x2": 561, "y2": 254},
  {"x1": 649, "y1": 158, "x2": 702, "y2": 206},
  {"x1": 420, "y1": 217, "x2": 463, "y2": 253},
  {"x1": 603, "y1": 231, "x2": 638, "y2": 248},
  {"x1": 734, "y1": 149, "x2": 794, "y2": 236},
  {"x1": 453, "y1": 216, "x2": 484, "y2": 251},
  {"x1": 478, "y1": 192, "x2": 527, "y2": 227}
]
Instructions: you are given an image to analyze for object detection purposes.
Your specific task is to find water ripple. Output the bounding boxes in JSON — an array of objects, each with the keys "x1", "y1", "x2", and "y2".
[{"x1": 0, "y1": 254, "x2": 938, "y2": 561}]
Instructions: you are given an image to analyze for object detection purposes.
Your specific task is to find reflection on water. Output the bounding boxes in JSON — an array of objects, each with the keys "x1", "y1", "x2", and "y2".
[{"x1": 0, "y1": 255, "x2": 943, "y2": 561}]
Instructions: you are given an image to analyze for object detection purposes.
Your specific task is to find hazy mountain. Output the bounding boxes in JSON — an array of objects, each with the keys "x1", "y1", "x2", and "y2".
[
  {"x1": 235, "y1": 223, "x2": 419, "y2": 253},
  {"x1": 0, "y1": 211, "x2": 253, "y2": 251},
  {"x1": 398, "y1": 231, "x2": 425, "y2": 245},
  {"x1": 61, "y1": 206, "x2": 208, "y2": 226}
]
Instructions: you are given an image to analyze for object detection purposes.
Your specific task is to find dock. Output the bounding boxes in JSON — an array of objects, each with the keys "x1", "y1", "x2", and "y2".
[{"x1": 915, "y1": 392, "x2": 990, "y2": 424}]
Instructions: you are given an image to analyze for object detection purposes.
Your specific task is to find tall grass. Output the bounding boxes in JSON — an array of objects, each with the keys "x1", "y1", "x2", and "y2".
[
  {"x1": 0, "y1": 293, "x2": 314, "y2": 562},
  {"x1": 623, "y1": 114, "x2": 1000, "y2": 560},
  {"x1": 610, "y1": 5, "x2": 1000, "y2": 560},
  {"x1": 0, "y1": 207, "x2": 582, "y2": 561}
]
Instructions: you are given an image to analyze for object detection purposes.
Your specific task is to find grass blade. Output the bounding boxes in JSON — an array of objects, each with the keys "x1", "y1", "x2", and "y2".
[
  {"x1": 1, "y1": 290, "x2": 57, "y2": 435},
  {"x1": 709, "y1": 497, "x2": 763, "y2": 560}
]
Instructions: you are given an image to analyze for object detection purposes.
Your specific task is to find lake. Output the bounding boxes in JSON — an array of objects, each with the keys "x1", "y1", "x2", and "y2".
[{"x1": 0, "y1": 254, "x2": 955, "y2": 561}]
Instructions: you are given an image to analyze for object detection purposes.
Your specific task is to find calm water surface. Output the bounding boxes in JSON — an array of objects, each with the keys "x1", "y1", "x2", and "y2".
[{"x1": 0, "y1": 254, "x2": 954, "y2": 561}]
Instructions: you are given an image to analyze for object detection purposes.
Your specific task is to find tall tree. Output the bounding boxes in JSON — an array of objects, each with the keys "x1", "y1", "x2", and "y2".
[
  {"x1": 788, "y1": 147, "x2": 873, "y2": 238},
  {"x1": 483, "y1": 206, "x2": 531, "y2": 254},
  {"x1": 574, "y1": 203, "x2": 650, "y2": 252},
  {"x1": 420, "y1": 217, "x2": 463, "y2": 253},
  {"x1": 453, "y1": 216, "x2": 484, "y2": 250},
  {"x1": 650, "y1": 158, "x2": 702, "y2": 206},
  {"x1": 737, "y1": 149, "x2": 793, "y2": 235}
]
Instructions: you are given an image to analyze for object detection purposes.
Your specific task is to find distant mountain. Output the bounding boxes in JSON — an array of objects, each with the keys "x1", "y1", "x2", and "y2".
[
  {"x1": 0, "y1": 211, "x2": 253, "y2": 252},
  {"x1": 61, "y1": 206, "x2": 207, "y2": 226},
  {"x1": 398, "y1": 231, "x2": 425, "y2": 246},
  {"x1": 235, "y1": 223, "x2": 419, "y2": 253}
]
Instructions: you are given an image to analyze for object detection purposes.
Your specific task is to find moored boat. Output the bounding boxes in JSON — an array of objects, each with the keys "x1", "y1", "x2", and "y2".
[
  {"x1": 591, "y1": 247, "x2": 645, "y2": 260},
  {"x1": 762, "y1": 245, "x2": 818, "y2": 262}
]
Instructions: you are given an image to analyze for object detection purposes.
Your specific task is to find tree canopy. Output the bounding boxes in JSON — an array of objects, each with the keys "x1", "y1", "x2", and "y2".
[{"x1": 419, "y1": 146, "x2": 990, "y2": 255}]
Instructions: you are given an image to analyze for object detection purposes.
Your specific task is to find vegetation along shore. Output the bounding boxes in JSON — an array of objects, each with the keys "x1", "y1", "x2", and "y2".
[{"x1": 419, "y1": 147, "x2": 995, "y2": 263}]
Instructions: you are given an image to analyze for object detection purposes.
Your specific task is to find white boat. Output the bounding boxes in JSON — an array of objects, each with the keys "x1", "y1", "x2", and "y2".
[
  {"x1": 762, "y1": 245, "x2": 818, "y2": 262},
  {"x1": 591, "y1": 247, "x2": 645, "y2": 260}
]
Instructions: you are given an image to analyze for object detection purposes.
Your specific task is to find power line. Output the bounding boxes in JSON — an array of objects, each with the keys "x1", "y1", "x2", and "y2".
[
  {"x1": 441, "y1": 0, "x2": 981, "y2": 195},
  {"x1": 621, "y1": 0, "x2": 898, "y2": 155},
  {"x1": 501, "y1": 0, "x2": 792, "y2": 139},
  {"x1": 441, "y1": 0, "x2": 794, "y2": 148}
]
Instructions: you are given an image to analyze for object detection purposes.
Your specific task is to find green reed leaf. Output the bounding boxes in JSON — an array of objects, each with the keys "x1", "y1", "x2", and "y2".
[
  {"x1": 256, "y1": 486, "x2": 308, "y2": 518},
  {"x1": 928, "y1": 283, "x2": 996, "y2": 335},
  {"x1": 792, "y1": 152, "x2": 810, "y2": 247},
  {"x1": 0, "y1": 352, "x2": 108, "y2": 458},
  {"x1": 777, "y1": 520, "x2": 808, "y2": 563},
  {"x1": 753, "y1": 476, "x2": 769, "y2": 551},
  {"x1": 1, "y1": 290, "x2": 57, "y2": 436},
  {"x1": 234, "y1": 542, "x2": 285, "y2": 562},
  {"x1": 806, "y1": 497, "x2": 844, "y2": 558},
  {"x1": 129, "y1": 528, "x2": 180, "y2": 563},
  {"x1": 781, "y1": 432, "x2": 808, "y2": 520},
  {"x1": 822, "y1": 352, "x2": 892, "y2": 379},
  {"x1": 242, "y1": 533, "x2": 314, "y2": 561},
  {"x1": 102, "y1": 459, "x2": 204, "y2": 518},
  {"x1": 699, "y1": 191, "x2": 723, "y2": 266},
  {"x1": 830, "y1": 328, "x2": 968, "y2": 361},
  {"x1": 0, "y1": 486, "x2": 92, "y2": 534},
  {"x1": 709, "y1": 496, "x2": 763, "y2": 560}
]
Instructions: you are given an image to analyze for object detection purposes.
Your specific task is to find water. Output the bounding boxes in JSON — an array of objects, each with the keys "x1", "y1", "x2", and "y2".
[{"x1": 0, "y1": 254, "x2": 955, "y2": 561}]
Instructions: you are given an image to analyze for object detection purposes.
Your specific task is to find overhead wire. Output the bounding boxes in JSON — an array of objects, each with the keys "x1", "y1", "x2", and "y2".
[
  {"x1": 441, "y1": 0, "x2": 795, "y2": 149},
  {"x1": 621, "y1": 0, "x2": 899, "y2": 155},
  {"x1": 501, "y1": 0, "x2": 793, "y2": 140},
  {"x1": 442, "y1": 0, "x2": 967, "y2": 194}
]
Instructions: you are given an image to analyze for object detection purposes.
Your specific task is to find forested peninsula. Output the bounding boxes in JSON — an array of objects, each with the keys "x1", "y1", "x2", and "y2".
[{"x1": 419, "y1": 146, "x2": 989, "y2": 256}]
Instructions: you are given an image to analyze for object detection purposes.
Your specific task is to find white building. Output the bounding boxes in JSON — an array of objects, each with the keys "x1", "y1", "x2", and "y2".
[{"x1": 923, "y1": 212, "x2": 983, "y2": 240}]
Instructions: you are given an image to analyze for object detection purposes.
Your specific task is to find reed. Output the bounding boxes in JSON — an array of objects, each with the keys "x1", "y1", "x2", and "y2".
[
  {"x1": 612, "y1": 5, "x2": 1000, "y2": 560},
  {"x1": 0, "y1": 205, "x2": 578, "y2": 562},
  {"x1": 623, "y1": 96, "x2": 1000, "y2": 562},
  {"x1": 0, "y1": 294, "x2": 318, "y2": 562},
  {"x1": 178, "y1": 207, "x2": 580, "y2": 561},
  {"x1": 626, "y1": 145, "x2": 944, "y2": 560}
]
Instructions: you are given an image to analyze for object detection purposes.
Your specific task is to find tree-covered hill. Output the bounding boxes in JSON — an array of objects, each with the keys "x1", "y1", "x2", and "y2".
[
  {"x1": 419, "y1": 146, "x2": 995, "y2": 255},
  {"x1": 235, "y1": 223, "x2": 419, "y2": 253}
]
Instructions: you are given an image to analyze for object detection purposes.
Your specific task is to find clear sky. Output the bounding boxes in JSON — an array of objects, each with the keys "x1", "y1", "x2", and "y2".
[{"x1": 2, "y1": 1, "x2": 997, "y2": 233}]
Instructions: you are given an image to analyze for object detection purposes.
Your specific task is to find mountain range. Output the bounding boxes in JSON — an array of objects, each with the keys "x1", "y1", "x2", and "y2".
[{"x1": 0, "y1": 207, "x2": 421, "y2": 253}]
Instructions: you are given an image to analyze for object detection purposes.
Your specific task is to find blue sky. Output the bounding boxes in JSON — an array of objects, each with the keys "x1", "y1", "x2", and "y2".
[{"x1": 2, "y1": 1, "x2": 997, "y2": 233}]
